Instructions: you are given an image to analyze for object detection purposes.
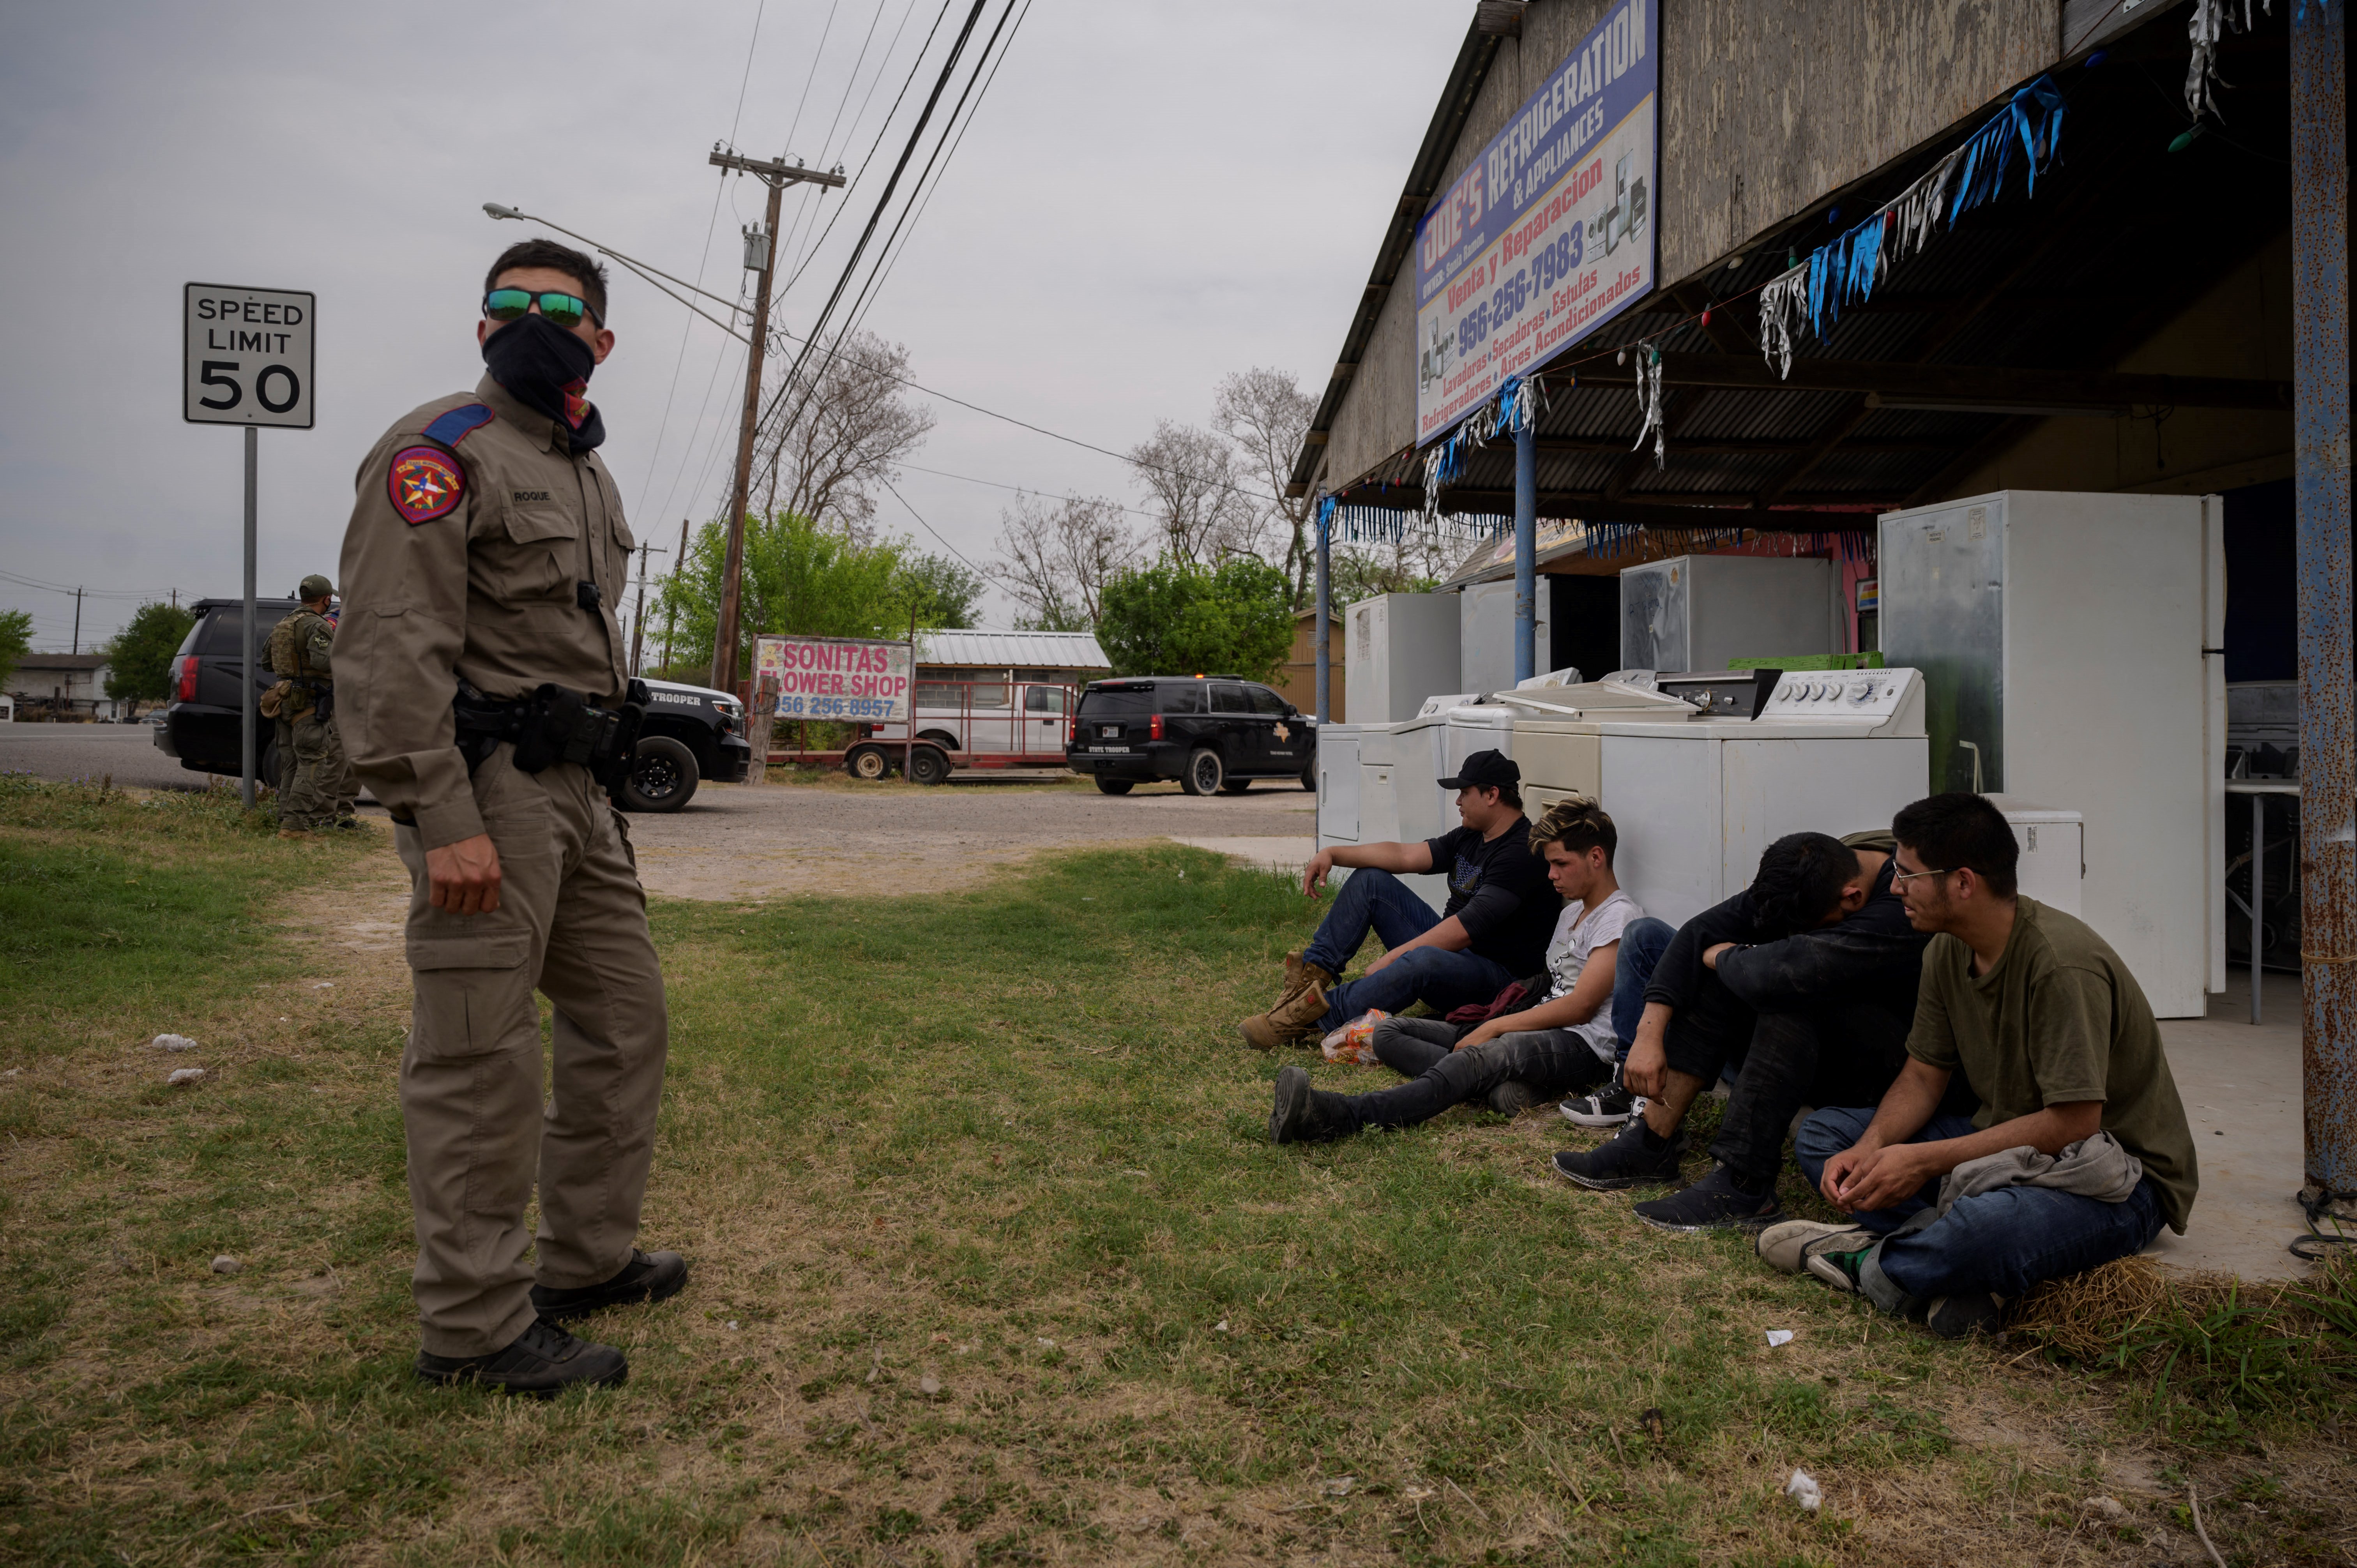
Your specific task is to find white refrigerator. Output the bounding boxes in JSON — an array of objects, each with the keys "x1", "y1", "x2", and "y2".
[{"x1": 1878, "y1": 489, "x2": 2226, "y2": 1017}]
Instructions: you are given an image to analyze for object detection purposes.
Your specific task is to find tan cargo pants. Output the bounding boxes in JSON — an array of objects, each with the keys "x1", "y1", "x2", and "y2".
[{"x1": 393, "y1": 745, "x2": 669, "y2": 1357}]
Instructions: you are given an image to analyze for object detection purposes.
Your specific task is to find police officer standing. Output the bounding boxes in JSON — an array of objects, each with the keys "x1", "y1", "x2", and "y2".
[
  {"x1": 337, "y1": 238, "x2": 684, "y2": 1396},
  {"x1": 264, "y1": 575, "x2": 350, "y2": 839}
]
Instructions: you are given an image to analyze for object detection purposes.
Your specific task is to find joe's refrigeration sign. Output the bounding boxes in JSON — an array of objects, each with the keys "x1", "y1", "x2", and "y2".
[
  {"x1": 1414, "y1": 0, "x2": 1658, "y2": 445},
  {"x1": 753, "y1": 634, "x2": 912, "y2": 721}
]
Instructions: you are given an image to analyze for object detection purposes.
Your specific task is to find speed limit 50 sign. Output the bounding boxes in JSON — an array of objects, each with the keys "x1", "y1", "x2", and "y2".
[{"x1": 184, "y1": 283, "x2": 315, "y2": 428}]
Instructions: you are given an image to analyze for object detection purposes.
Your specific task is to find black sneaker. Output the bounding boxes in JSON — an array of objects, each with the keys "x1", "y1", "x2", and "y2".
[
  {"x1": 1550, "y1": 1118, "x2": 1687, "y2": 1190},
  {"x1": 530, "y1": 1249, "x2": 689, "y2": 1323},
  {"x1": 414, "y1": 1317, "x2": 627, "y2": 1397},
  {"x1": 1269, "y1": 1064, "x2": 1357, "y2": 1144},
  {"x1": 1925, "y1": 1292, "x2": 2006, "y2": 1338},
  {"x1": 1631, "y1": 1163, "x2": 1786, "y2": 1232},
  {"x1": 1559, "y1": 1065, "x2": 1645, "y2": 1128}
]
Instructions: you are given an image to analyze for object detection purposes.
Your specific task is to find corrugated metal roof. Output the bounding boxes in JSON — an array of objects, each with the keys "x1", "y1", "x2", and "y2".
[{"x1": 915, "y1": 630, "x2": 1109, "y2": 669}]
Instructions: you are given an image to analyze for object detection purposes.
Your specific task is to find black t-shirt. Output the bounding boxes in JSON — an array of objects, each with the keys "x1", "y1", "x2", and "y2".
[{"x1": 1425, "y1": 818, "x2": 1562, "y2": 976}]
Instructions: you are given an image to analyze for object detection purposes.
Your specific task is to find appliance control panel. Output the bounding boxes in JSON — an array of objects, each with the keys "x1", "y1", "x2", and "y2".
[{"x1": 1758, "y1": 667, "x2": 1921, "y2": 720}]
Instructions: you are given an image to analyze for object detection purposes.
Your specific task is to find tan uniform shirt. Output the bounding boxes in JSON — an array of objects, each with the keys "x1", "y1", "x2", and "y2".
[{"x1": 336, "y1": 374, "x2": 634, "y2": 849}]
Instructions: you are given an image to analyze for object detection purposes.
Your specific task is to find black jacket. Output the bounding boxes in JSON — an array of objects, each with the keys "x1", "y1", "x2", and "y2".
[{"x1": 1645, "y1": 853, "x2": 1927, "y2": 1023}]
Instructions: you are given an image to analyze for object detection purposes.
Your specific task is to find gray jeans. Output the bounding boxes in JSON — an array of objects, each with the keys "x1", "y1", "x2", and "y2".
[{"x1": 1336, "y1": 1015, "x2": 1612, "y2": 1132}]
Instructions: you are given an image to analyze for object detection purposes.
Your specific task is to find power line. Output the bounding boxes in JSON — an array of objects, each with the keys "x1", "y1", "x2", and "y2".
[
  {"x1": 776, "y1": 0, "x2": 907, "y2": 287},
  {"x1": 881, "y1": 477, "x2": 991, "y2": 578},
  {"x1": 894, "y1": 461, "x2": 1160, "y2": 523},
  {"x1": 634, "y1": 0, "x2": 771, "y2": 518},
  {"x1": 778, "y1": 0, "x2": 971, "y2": 314},
  {"x1": 780, "y1": 0, "x2": 953, "y2": 300},
  {"x1": 747, "y1": 0, "x2": 992, "y2": 512},
  {"x1": 841, "y1": 0, "x2": 1030, "y2": 341},
  {"x1": 0, "y1": 569, "x2": 175, "y2": 601}
]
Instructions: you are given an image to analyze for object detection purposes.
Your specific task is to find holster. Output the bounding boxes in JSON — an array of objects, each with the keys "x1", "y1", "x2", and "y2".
[{"x1": 453, "y1": 680, "x2": 648, "y2": 788}]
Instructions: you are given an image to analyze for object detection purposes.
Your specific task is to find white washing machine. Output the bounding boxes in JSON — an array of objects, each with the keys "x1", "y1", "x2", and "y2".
[
  {"x1": 1315, "y1": 702, "x2": 1468, "y2": 912},
  {"x1": 1506, "y1": 669, "x2": 1931, "y2": 928}
]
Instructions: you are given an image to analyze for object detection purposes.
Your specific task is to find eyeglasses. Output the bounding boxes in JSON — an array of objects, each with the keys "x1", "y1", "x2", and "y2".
[
  {"x1": 482, "y1": 288, "x2": 604, "y2": 329},
  {"x1": 1891, "y1": 865, "x2": 1953, "y2": 886}
]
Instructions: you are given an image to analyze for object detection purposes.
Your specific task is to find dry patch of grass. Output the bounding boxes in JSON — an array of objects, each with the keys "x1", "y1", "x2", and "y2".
[{"x1": 4, "y1": 786, "x2": 2355, "y2": 1565}]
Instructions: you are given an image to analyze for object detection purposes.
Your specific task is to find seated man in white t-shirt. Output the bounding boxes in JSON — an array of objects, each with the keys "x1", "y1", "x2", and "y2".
[{"x1": 1269, "y1": 797, "x2": 1640, "y2": 1143}]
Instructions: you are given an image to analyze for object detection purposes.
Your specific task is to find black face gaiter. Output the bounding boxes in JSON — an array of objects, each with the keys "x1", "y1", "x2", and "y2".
[{"x1": 482, "y1": 314, "x2": 606, "y2": 452}]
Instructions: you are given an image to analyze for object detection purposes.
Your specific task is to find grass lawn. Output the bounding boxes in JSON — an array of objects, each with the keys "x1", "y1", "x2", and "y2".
[{"x1": 2, "y1": 773, "x2": 2353, "y2": 1565}]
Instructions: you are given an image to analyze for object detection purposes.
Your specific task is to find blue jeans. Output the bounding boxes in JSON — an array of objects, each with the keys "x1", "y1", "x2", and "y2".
[
  {"x1": 1304, "y1": 868, "x2": 1516, "y2": 1031},
  {"x1": 1609, "y1": 916, "x2": 1676, "y2": 1065},
  {"x1": 1794, "y1": 1105, "x2": 2167, "y2": 1305}
]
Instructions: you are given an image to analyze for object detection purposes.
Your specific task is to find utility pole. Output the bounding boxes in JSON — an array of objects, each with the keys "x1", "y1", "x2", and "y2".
[
  {"x1": 707, "y1": 145, "x2": 845, "y2": 697},
  {"x1": 663, "y1": 517, "x2": 688, "y2": 677},
  {"x1": 71, "y1": 587, "x2": 83, "y2": 654},
  {"x1": 627, "y1": 537, "x2": 667, "y2": 678}
]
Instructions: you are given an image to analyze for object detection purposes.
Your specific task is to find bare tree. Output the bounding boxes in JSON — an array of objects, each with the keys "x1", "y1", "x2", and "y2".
[
  {"x1": 991, "y1": 494, "x2": 1138, "y2": 631},
  {"x1": 1212, "y1": 367, "x2": 1317, "y2": 607},
  {"x1": 753, "y1": 329, "x2": 935, "y2": 537},
  {"x1": 1127, "y1": 421, "x2": 1260, "y2": 567}
]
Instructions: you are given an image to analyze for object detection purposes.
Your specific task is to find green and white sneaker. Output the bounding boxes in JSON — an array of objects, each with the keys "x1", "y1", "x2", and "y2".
[{"x1": 1755, "y1": 1219, "x2": 1873, "y2": 1275}]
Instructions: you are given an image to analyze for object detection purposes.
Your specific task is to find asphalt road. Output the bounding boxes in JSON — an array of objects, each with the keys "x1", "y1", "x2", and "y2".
[{"x1": 0, "y1": 722, "x2": 211, "y2": 791}]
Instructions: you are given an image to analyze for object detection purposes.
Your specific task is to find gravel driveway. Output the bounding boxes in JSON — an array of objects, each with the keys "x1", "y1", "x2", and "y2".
[
  {"x1": 0, "y1": 727, "x2": 1320, "y2": 899},
  {"x1": 624, "y1": 777, "x2": 1317, "y2": 899}
]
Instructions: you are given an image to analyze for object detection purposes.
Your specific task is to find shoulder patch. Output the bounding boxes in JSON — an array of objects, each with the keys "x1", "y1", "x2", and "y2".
[
  {"x1": 388, "y1": 446, "x2": 465, "y2": 524},
  {"x1": 421, "y1": 404, "x2": 495, "y2": 448}
]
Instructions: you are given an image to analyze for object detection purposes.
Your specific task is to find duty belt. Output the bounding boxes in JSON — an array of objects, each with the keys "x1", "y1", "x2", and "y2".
[{"x1": 452, "y1": 679, "x2": 648, "y2": 786}]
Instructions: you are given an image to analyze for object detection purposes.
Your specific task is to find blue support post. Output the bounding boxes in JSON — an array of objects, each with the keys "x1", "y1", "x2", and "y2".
[
  {"x1": 1314, "y1": 506, "x2": 1332, "y2": 724},
  {"x1": 2293, "y1": 0, "x2": 2354, "y2": 1211},
  {"x1": 1513, "y1": 418, "x2": 1538, "y2": 685}
]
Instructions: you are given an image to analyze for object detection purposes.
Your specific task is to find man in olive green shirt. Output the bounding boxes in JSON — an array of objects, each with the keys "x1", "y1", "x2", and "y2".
[{"x1": 1754, "y1": 793, "x2": 2197, "y2": 1338}]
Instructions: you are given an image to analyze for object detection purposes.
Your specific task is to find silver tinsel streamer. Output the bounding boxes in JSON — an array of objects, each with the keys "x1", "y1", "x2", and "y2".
[
  {"x1": 2186, "y1": 0, "x2": 2273, "y2": 121},
  {"x1": 1758, "y1": 270, "x2": 1806, "y2": 380},
  {"x1": 1631, "y1": 351, "x2": 1666, "y2": 469}
]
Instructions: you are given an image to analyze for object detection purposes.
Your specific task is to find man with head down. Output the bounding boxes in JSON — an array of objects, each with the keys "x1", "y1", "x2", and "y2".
[{"x1": 336, "y1": 237, "x2": 685, "y2": 1397}]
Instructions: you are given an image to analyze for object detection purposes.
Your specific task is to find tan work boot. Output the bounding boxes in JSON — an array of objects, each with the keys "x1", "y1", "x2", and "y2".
[
  {"x1": 277, "y1": 827, "x2": 314, "y2": 840},
  {"x1": 1278, "y1": 952, "x2": 1338, "y2": 1004},
  {"x1": 1239, "y1": 977, "x2": 1330, "y2": 1051}
]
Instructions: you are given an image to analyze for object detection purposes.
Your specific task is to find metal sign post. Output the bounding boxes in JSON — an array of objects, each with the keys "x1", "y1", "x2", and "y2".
[{"x1": 182, "y1": 283, "x2": 316, "y2": 810}]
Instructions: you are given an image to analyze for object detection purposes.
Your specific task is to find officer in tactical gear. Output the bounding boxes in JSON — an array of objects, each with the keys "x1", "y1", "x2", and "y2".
[
  {"x1": 336, "y1": 237, "x2": 684, "y2": 1397},
  {"x1": 263, "y1": 575, "x2": 351, "y2": 839}
]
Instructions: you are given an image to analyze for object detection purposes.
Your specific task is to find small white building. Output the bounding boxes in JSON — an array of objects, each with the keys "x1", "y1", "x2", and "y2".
[{"x1": 8, "y1": 653, "x2": 118, "y2": 720}]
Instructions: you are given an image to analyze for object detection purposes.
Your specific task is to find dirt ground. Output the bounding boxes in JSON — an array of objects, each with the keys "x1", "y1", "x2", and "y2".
[{"x1": 620, "y1": 775, "x2": 1316, "y2": 901}]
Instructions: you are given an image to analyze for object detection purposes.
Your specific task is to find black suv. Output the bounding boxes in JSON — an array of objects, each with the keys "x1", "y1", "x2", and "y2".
[
  {"x1": 152, "y1": 598, "x2": 751, "y2": 811},
  {"x1": 152, "y1": 596, "x2": 298, "y2": 785},
  {"x1": 1067, "y1": 675, "x2": 1317, "y2": 796}
]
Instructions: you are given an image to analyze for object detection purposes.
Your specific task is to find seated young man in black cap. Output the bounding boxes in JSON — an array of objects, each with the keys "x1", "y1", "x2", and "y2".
[
  {"x1": 1266, "y1": 796, "x2": 1641, "y2": 1142},
  {"x1": 1239, "y1": 749, "x2": 1561, "y2": 1050},
  {"x1": 1552, "y1": 830, "x2": 1939, "y2": 1232}
]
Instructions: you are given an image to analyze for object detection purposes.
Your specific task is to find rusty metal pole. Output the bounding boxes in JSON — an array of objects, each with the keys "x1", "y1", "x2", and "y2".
[{"x1": 2292, "y1": 0, "x2": 2353, "y2": 1215}]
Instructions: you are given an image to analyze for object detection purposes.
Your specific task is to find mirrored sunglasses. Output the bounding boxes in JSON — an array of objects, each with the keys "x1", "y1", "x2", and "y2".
[{"x1": 482, "y1": 288, "x2": 603, "y2": 328}]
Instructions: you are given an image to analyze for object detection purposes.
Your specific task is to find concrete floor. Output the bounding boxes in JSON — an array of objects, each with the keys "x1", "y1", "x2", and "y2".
[{"x1": 2150, "y1": 968, "x2": 2316, "y2": 1281}]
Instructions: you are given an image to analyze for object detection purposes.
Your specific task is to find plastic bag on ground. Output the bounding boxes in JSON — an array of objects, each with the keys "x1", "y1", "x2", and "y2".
[{"x1": 1320, "y1": 1010, "x2": 1389, "y2": 1065}]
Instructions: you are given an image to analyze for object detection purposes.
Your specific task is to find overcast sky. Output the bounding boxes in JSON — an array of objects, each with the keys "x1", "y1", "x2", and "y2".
[{"x1": 0, "y1": 0, "x2": 1465, "y2": 653}]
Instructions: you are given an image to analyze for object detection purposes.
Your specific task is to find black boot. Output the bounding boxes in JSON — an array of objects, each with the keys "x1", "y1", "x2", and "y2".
[
  {"x1": 1269, "y1": 1065, "x2": 1359, "y2": 1144},
  {"x1": 530, "y1": 1249, "x2": 689, "y2": 1322},
  {"x1": 1631, "y1": 1162, "x2": 1786, "y2": 1232},
  {"x1": 1550, "y1": 1117, "x2": 1687, "y2": 1190},
  {"x1": 414, "y1": 1317, "x2": 627, "y2": 1397}
]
